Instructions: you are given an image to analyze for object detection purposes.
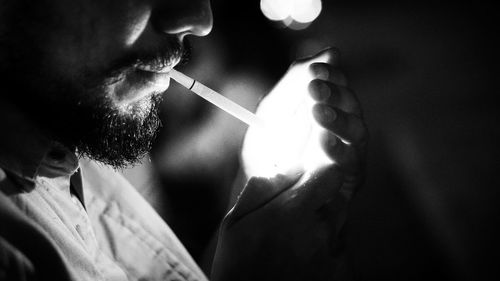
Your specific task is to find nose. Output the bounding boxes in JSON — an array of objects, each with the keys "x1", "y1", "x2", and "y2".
[{"x1": 152, "y1": 0, "x2": 213, "y2": 39}]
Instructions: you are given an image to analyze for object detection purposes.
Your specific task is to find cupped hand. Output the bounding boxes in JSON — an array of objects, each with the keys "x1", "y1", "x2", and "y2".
[
  {"x1": 308, "y1": 47, "x2": 368, "y2": 198},
  {"x1": 212, "y1": 48, "x2": 367, "y2": 281}
]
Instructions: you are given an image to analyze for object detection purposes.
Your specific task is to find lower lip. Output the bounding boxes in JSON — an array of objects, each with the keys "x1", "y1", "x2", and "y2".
[
  {"x1": 135, "y1": 69, "x2": 171, "y2": 87},
  {"x1": 114, "y1": 69, "x2": 171, "y2": 105}
]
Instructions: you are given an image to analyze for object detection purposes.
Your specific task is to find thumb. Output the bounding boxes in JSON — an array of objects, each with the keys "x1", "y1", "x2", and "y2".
[{"x1": 224, "y1": 172, "x2": 302, "y2": 227}]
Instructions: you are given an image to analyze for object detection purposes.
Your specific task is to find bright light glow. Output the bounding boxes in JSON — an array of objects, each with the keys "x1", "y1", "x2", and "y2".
[
  {"x1": 291, "y1": 0, "x2": 322, "y2": 23},
  {"x1": 260, "y1": 0, "x2": 322, "y2": 27},
  {"x1": 242, "y1": 52, "x2": 333, "y2": 178},
  {"x1": 260, "y1": 0, "x2": 292, "y2": 21}
]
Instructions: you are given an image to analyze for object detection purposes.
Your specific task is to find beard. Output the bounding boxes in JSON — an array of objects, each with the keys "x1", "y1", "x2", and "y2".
[
  {"x1": 0, "y1": 6, "x2": 188, "y2": 169},
  {"x1": 70, "y1": 89, "x2": 164, "y2": 169},
  {"x1": 0, "y1": 62, "x2": 165, "y2": 169}
]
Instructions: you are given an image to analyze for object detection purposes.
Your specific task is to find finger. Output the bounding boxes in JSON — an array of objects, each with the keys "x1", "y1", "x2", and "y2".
[
  {"x1": 316, "y1": 46, "x2": 340, "y2": 65},
  {"x1": 308, "y1": 80, "x2": 361, "y2": 115},
  {"x1": 319, "y1": 132, "x2": 360, "y2": 176},
  {"x1": 294, "y1": 47, "x2": 340, "y2": 67},
  {"x1": 318, "y1": 132, "x2": 366, "y2": 203},
  {"x1": 309, "y1": 62, "x2": 347, "y2": 87},
  {"x1": 312, "y1": 104, "x2": 368, "y2": 146},
  {"x1": 308, "y1": 79, "x2": 331, "y2": 102}
]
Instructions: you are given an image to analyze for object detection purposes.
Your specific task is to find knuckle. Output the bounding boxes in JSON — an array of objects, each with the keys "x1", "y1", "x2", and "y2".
[{"x1": 327, "y1": 84, "x2": 341, "y2": 102}]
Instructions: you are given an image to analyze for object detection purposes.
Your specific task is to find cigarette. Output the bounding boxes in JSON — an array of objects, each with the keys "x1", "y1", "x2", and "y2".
[{"x1": 170, "y1": 69, "x2": 266, "y2": 129}]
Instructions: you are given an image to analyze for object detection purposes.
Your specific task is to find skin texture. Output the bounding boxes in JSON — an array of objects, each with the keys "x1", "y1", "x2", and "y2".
[
  {"x1": 213, "y1": 48, "x2": 368, "y2": 281},
  {"x1": 0, "y1": 0, "x2": 212, "y2": 167}
]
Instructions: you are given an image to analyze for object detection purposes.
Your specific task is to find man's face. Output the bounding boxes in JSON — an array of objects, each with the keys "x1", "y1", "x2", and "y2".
[{"x1": 0, "y1": 0, "x2": 212, "y2": 167}]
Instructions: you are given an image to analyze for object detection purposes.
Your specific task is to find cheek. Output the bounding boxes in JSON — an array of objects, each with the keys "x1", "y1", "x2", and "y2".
[
  {"x1": 90, "y1": 2, "x2": 153, "y2": 50},
  {"x1": 45, "y1": 1, "x2": 152, "y2": 77},
  {"x1": 122, "y1": 9, "x2": 152, "y2": 46},
  {"x1": 90, "y1": 2, "x2": 153, "y2": 49}
]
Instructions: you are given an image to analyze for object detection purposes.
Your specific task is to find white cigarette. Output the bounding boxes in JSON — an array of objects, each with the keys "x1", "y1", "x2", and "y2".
[{"x1": 170, "y1": 69, "x2": 266, "y2": 128}]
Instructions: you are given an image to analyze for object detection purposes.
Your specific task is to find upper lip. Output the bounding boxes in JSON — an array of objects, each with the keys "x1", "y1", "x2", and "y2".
[{"x1": 135, "y1": 56, "x2": 181, "y2": 74}]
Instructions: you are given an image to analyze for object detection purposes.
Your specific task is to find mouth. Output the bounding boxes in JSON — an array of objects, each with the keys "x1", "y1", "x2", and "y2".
[
  {"x1": 135, "y1": 56, "x2": 181, "y2": 74},
  {"x1": 111, "y1": 49, "x2": 185, "y2": 107},
  {"x1": 136, "y1": 64, "x2": 173, "y2": 74},
  {"x1": 113, "y1": 61, "x2": 180, "y2": 106},
  {"x1": 133, "y1": 55, "x2": 183, "y2": 88}
]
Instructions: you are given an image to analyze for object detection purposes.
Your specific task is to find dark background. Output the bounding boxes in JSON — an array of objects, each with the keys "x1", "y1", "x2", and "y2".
[{"x1": 125, "y1": 1, "x2": 498, "y2": 280}]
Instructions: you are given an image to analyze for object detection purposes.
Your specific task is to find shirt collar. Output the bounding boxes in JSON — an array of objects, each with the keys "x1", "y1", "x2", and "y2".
[{"x1": 0, "y1": 102, "x2": 79, "y2": 183}]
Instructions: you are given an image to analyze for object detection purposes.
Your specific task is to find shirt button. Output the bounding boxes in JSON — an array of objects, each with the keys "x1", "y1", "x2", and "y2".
[{"x1": 75, "y1": 224, "x2": 85, "y2": 240}]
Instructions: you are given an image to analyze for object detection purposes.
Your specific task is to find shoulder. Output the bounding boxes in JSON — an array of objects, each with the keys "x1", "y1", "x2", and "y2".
[
  {"x1": 0, "y1": 235, "x2": 36, "y2": 281},
  {"x1": 0, "y1": 169, "x2": 75, "y2": 281},
  {"x1": 0, "y1": 176, "x2": 36, "y2": 281}
]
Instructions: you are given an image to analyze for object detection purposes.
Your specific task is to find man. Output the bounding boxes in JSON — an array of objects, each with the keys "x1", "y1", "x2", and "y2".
[{"x1": 0, "y1": 0, "x2": 367, "y2": 280}]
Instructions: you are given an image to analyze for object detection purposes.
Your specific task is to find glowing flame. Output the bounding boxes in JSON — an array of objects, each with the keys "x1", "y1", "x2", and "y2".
[
  {"x1": 242, "y1": 52, "x2": 333, "y2": 178},
  {"x1": 260, "y1": 0, "x2": 322, "y2": 28}
]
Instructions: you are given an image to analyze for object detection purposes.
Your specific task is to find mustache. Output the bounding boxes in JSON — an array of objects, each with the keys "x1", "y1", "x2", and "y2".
[
  {"x1": 134, "y1": 38, "x2": 192, "y2": 71},
  {"x1": 98, "y1": 37, "x2": 192, "y2": 82}
]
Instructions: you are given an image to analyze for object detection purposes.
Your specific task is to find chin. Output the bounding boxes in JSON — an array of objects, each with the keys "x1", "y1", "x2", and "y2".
[
  {"x1": 74, "y1": 91, "x2": 163, "y2": 169},
  {"x1": 114, "y1": 92, "x2": 162, "y2": 119}
]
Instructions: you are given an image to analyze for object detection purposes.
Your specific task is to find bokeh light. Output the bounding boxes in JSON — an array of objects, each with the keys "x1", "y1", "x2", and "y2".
[
  {"x1": 260, "y1": 0, "x2": 292, "y2": 21},
  {"x1": 260, "y1": 0, "x2": 322, "y2": 29}
]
